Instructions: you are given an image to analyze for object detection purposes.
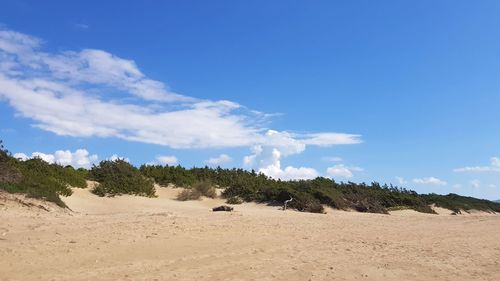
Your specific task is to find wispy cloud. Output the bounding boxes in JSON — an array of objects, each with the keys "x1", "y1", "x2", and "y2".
[
  {"x1": 470, "y1": 179, "x2": 481, "y2": 189},
  {"x1": 0, "y1": 28, "x2": 261, "y2": 148},
  {"x1": 454, "y1": 157, "x2": 500, "y2": 173},
  {"x1": 205, "y1": 154, "x2": 232, "y2": 165},
  {"x1": 322, "y1": 156, "x2": 343, "y2": 162},
  {"x1": 395, "y1": 176, "x2": 408, "y2": 185},
  {"x1": 326, "y1": 164, "x2": 363, "y2": 178},
  {"x1": 412, "y1": 177, "x2": 447, "y2": 186},
  {"x1": 0, "y1": 28, "x2": 361, "y2": 152}
]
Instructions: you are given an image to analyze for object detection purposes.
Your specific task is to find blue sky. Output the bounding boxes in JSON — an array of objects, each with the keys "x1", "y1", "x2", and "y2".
[{"x1": 0, "y1": 0, "x2": 499, "y2": 200}]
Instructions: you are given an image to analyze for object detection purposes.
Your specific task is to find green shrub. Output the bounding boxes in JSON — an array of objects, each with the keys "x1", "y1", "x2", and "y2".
[
  {"x1": 313, "y1": 188, "x2": 347, "y2": 210},
  {"x1": 423, "y1": 193, "x2": 500, "y2": 213},
  {"x1": 221, "y1": 182, "x2": 258, "y2": 202},
  {"x1": 286, "y1": 192, "x2": 324, "y2": 213},
  {"x1": 0, "y1": 150, "x2": 80, "y2": 207},
  {"x1": 90, "y1": 159, "x2": 155, "y2": 197},
  {"x1": 56, "y1": 166, "x2": 87, "y2": 188}
]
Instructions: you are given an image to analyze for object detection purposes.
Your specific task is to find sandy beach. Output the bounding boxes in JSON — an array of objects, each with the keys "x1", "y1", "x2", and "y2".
[{"x1": 1, "y1": 186, "x2": 499, "y2": 281}]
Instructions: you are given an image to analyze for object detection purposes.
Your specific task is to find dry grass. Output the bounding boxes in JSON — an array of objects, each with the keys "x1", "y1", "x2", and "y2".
[
  {"x1": 176, "y1": 181, "x2": 217, "y2": 201},
  {"x1": 176, "y1": 189, "x2": 202, "y2": 201}
]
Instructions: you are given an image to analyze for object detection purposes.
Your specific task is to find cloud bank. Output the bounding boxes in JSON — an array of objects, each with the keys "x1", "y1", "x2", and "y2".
[
  {"x1": 14, "y1": 149, "x2": 98, "y2": 169},
  {"x1": 0, "y1": 28, "x2": 362, "y2": 179},
  {"x1": 454, "y1": 157, "x2": 500, "y2": 173},
  {"x1": 243, "y1": 130, "x2": 361, "y2": 180}
]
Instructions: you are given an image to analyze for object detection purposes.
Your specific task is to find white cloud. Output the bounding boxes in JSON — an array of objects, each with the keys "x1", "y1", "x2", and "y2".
[
  {"x1": 326, "y1": 164, "x2": 363, "y2": 178},
  {"x1": 260, "y1": 162, "x2": 320, "y2": 181},
  {"x1": 43, "y1": 48, "x2": 193, "y2": 103},
  {"x1": 260, "y1": 130, "x2": 306, "y2": 156},
  {"x1": 301, "y1": 133, "x2": 362, "y2": 146},
  {"x1": 453, "y1": 157, "x2": 500, "y2": 173},
  {"x1": 412, "y1": 177, "x2": 447, "y2": 186},
  {"x1": 0, "y1": 29, "x2": 40, "y2": 56},
  {"x1": 395, "y1": 176, "x2": 408, "y2": 185},
  {"x1": 244, "y1": 145, "x2": 319, "y2": 181},
  {"x1": 470, "y1": 179, "x2": 481, "y2": 189},
  {"x1": 0, "y1": 29, "x2": 259, "y2": 148},
  {"x1": 108, "y1": 154, "x2": 130, "y2": 163},
  {"x1": 205, "y1": 154, "x2": 232, "y2": 165},
  {"x1": 243, "y1": 130, "x2": 308, "y2": 180},
  {"x1": 54, "y1": 149, "x2": 98, "y2": 168},
  {"x1": 322, "y1": 156, "x2": 343, "y2": 162},
  {"x1": 15, "y1": 149, "x2": 98, "y2": 169},
  {"x1": 156, "y1": 155, "x2": 178, "y2": 166},
  {"x1": 13, "y1": 152, "x2": 28, "y2": 160},
  {"x1": 0, "y1": 28, "x2": 361, "y2": 151},
  {"x1": 31, "y1": 152, "x2": 56, "y2": 163},
  {"x1": 242, "y1": 130, "x2": 361, "y2": 181}
]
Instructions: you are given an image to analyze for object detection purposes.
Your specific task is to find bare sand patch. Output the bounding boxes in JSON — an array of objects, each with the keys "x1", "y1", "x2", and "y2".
[{"x1": 1, "y1": 186, "x2": 499, "y2": 281}]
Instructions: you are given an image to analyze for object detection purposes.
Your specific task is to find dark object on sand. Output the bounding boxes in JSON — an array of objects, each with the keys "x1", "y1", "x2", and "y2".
[{"x1": 212, "y1": 205, "x2": 233, "y2": 212}]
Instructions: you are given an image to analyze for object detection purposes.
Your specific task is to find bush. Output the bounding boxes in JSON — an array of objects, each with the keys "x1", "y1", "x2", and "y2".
[
  {"x1": 0, "y1": 153, "x2": 80, "y2": 207},
  {"x1": 313, "y1": 188, "x2": 347, "y2": 210},
  {"x1": 221, "y1": 182, "x2": 258, "y2": 202},
  {"x1": 226, "y1": 196, "x2": 243, "y2": 205},
  {"x1": 176, "y1": 189, "x2": 201, "y2": 201},
  {"x1": 287, "y1": 192, "x2": 325, "y2": 213},
  {"x1": 352, "y1": 198, "x2": 386, "y2": 214},
  {"x1": 1, "y1": 141, "x2": 87, "y2": 207},
  {"x1": 56, "y1": 166, "x2": 87, "y2": 188},
  {"x1": 90, "y1": 160, "x2": 155, "y2": 197},
  {"x1": 423, "y1": 193, "x2": 500, "y2": 213}
]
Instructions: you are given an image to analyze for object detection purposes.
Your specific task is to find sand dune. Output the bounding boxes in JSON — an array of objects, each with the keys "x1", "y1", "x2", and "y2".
[{"x1": 1, "y1": 185, "x2": 499, "y2": 281}]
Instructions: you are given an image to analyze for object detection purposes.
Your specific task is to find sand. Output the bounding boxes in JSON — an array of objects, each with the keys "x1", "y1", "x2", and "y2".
[{"x1": 1, "y1": 185, "x2": 499, "y2": 281}]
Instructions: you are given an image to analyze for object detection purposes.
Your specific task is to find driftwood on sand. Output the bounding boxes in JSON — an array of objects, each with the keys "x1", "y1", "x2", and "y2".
[{"x1": 212, "y1": 205, "x2": 234, "y2": 212}]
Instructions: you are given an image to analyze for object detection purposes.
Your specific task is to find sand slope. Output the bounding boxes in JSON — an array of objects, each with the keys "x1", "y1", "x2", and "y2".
[{"x1": 1, "y1": 186, "x2": 499, "y2": 281}]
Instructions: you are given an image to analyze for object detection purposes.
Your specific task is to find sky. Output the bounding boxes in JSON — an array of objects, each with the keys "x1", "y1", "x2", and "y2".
[{"x1": 0, "y1": 0, "x2": 499, "y2": 200}]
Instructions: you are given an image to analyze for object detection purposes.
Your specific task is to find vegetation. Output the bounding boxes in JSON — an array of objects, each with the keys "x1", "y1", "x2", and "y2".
[
  {"x1": 192, "y1": 180, "x2": 217, "y2": 198},
  {"x1": 0, "y1": 141, "x2": 87, "y2": 207},
  {"x1": 176, "y1": 189, "x2": 201, "y2": 201},
  {"x1": 90, "y1": 159, "x2": 155, "y2": 197},
  {"x1": 226, "y1": 196, "x2": 244, "y2": 205},
  {"x1": 176, "y1": 180, "x2": 217, "y2": 201},
  {"x1": 423, "y1": 193, "x2": 500, "y2": 213},
  {"x1": 138, "y1": 164, "x2": 500, "y2": 214},
  {"x1": 1, "y1": 140, "x2": 500, "y2": 214}
]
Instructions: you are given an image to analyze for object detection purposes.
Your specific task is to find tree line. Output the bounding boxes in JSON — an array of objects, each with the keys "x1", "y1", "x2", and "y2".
[{"x1": 1, "y1": 141, "x2": 499, "y2": 214}]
